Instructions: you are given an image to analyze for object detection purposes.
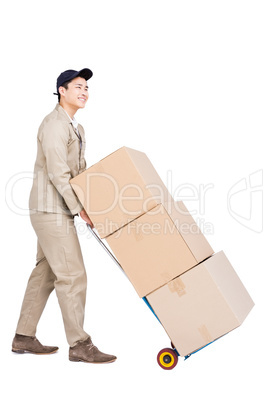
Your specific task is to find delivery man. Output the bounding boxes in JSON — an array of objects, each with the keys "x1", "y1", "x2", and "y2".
[{"x1": 12, "y1": 68, "x2": 117, "y2": 364}]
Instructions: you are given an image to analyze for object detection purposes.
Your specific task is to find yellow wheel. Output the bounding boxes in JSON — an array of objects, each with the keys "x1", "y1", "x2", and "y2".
[{"x1": 157, "y1": 348, "x2": 178, "y2": 370}]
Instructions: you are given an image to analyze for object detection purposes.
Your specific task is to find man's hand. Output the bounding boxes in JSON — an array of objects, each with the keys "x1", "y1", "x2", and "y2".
[{"x1": 80, "y1": 209, "x2": 94, "y2": 228}]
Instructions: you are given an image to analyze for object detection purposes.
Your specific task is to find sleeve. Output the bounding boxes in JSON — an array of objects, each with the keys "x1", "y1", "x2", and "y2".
[{"x1": 40, "y1": 120, "x2": 83, "y2": 215}]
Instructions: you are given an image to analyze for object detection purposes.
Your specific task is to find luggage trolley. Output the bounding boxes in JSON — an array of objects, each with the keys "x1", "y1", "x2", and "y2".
[{"x1": 87, "y1": 224, "x2": 214, "y2": 370}]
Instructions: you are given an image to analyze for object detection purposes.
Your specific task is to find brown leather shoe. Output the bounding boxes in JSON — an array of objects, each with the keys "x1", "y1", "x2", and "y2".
[
  {"x1": 69, "y1": 336, "x2": 117, "y2": 364},
  {"x1": 12, "y1": 334, "x2": 58, "y2": 355}
]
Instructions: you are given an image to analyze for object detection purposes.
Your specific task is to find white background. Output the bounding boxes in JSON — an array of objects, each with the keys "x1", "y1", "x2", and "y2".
[{"x1": 1, "y1": 1, "x2": 267, "y2": 401}]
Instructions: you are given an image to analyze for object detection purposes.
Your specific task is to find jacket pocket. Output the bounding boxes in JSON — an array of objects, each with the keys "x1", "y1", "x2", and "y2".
[{"x1": 68, "y1": 138, "x2": 77, "y2": 146}]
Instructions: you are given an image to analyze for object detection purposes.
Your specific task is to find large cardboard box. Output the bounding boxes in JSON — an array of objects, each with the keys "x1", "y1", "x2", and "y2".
[
  {"x1": 147, "y1": 251, "x2": 254, "y2": 357},
  {"x1": 70, "y1": 146, "x2": 171, "y2": 238},
  {"x1": 105, "y1": 202, "x2": 214, "y2": 297}
]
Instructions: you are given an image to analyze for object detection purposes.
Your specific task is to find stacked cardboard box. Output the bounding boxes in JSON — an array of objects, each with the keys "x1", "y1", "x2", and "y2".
[
  {"x1": 70, "y1": 146, "x2": 254, "y2": 357},
  {"x1": 147, "y1": 251, "x2": 254, "y2": 356}
]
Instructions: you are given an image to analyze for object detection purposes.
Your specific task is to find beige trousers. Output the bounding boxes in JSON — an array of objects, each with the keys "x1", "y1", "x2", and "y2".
[{"x1": 16, "y1": 212, "x2": 89, "y2": 347}]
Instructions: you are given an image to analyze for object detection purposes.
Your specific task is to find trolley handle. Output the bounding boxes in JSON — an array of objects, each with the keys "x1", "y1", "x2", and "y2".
[{"x1": 86, "y1": 224, "x2": 123, "y2": 271}]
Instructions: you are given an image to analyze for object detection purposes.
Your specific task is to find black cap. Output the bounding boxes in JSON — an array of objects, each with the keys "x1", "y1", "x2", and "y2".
[{"x1": 54, "y1": 68, "x2": 93, "y2": 95}]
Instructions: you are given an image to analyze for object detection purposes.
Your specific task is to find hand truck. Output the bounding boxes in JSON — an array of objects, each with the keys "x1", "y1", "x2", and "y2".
[{"x1": 87, "y1": 224, "x2": 215, "y2": 370}]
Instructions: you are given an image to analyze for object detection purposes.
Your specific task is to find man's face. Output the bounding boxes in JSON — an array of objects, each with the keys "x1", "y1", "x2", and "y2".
[{"x1": 60, "y1": 77, "x2": 89, "y2": 110}]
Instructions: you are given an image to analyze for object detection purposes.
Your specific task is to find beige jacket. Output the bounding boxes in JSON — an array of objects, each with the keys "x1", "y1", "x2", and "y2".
[{"x1": 29, "y1": 104, "x2": 86, "y2": 215}]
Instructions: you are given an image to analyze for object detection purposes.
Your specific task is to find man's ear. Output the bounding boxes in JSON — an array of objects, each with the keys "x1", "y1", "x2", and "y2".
[{"x1": 59, "y1": 86, "x2": 65, "y2": 97}]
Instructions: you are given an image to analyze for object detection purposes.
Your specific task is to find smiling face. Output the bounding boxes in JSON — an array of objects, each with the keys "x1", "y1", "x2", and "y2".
[{"x1": 59, "y1": 76, "x2": 89, "y2": 117}]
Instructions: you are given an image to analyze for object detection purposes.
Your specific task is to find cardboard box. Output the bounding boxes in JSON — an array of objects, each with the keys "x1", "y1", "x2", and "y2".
[
  {"x1": 146, "y1": 251, "x2": 254, "y2": 357},
  {"x1": 70, "y1": 146, "x2": 171, "y2": 238},
  {"x1": 106, "y1": 202, "x2": 214, "y2": 297}
]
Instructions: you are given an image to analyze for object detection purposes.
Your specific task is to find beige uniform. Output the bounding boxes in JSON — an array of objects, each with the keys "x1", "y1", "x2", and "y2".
[{"x1": 16, "y1": 104, "x2": 89, "y2": 346}]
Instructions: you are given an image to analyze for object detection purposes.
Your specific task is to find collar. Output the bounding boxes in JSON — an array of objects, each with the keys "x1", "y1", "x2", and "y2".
[
  {"x1": 56, "y1": 104, "x2": 79, "y2": 129},
  {"x1": 63, "y1": 109, "x2": 79, "y2": 130}
]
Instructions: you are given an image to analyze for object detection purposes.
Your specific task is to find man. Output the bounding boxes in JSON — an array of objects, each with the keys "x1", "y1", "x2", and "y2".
[{"x1": 12, "y1": 68, "x2": 117, "y2": 364}]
